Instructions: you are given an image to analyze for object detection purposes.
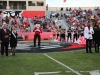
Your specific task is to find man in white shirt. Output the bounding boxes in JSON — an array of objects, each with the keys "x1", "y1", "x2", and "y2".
[{"x1": 84, "y1": 23, "x2": 94, "y2": 53}]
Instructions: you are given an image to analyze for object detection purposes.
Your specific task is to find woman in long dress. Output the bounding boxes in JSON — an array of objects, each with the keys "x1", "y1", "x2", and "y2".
[{"x1": 10, "y1": 25, "x2": 18, "y2": 56}]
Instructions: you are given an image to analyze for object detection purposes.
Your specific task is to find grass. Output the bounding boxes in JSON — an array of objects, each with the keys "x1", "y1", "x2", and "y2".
[
  {"x1": 0, "y1": 50, "x2": 100, "y2": 75},
  {"x1": 0, "y1": 54, "x2": 69, "y2": 75},
  {"x1": 48, "y1": 50, "x2": 100, "y2": 75}
]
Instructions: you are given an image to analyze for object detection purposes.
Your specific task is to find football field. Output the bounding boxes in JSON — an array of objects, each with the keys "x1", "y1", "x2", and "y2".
[{"x1": 0, "y1": 50, "x2": 100, "y2": 75}]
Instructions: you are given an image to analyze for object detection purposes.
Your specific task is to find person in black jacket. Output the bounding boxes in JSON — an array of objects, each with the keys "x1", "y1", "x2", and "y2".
[
  {"x1": 93, "y1": 23, "x2": 100, "y2": 53},
  {"x1": 0, "y1": 23, "x2": 10, "y2": 56},
  {"x1": 10, "y1": 25, "x2": 18, "y2": 56}
]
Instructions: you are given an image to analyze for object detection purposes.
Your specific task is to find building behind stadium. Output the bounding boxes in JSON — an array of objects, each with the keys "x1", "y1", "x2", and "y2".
[{"x1": 0, "y1": 0, "x2": 46, "y2": 17}]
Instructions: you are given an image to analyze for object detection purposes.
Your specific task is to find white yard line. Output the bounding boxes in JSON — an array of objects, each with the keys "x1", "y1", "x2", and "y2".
[
  {"x1": 34, "y1": 71, "x2": 61, "y2": 75},
  {"x1": 44, "y1": 54, "x2": 82, "y2": 75}
]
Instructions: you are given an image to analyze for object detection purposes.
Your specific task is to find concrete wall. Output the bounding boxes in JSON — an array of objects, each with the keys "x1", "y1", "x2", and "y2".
[
  {"x1": 0, "y1": 0, "x2": 46, "y2": 11},
  {"x1": 26, "y1": 0, "x2": 46, "y2": 11}
]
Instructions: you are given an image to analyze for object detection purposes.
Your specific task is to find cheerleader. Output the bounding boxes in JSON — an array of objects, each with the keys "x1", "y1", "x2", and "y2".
[
  {"x1": 60, "y1": 29, "x2": 66, "y2": 42},
  {"x1": 73, "y1": 29, "x2": 78, "y2": 42},
  {"x1": 56, "y1": 29, "x2": 61, "y2": 39},
  {"x1": 80, "y1": 28, "x2": 84, "y2": 37},
  {"x1": 77, "y1": 26, "x2": 80, "y2": 39},
  {"x1": 77, "y1": 29, "x2": 80, "y2": 39},
  {"x1": 67, "y1": 28, "x2": 72, "y2": 42}
]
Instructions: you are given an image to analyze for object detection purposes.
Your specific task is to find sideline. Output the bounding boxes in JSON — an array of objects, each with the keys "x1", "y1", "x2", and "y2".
[{"x1": 44, "y1": 54, "x2": 82, "y2": 75}]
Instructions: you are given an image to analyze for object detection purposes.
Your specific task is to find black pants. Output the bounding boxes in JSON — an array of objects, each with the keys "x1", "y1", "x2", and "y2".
[
  {"x1": 77, "y1": 34, "x2": 79, "y2": 38},
  {"x1": 1, "y1": 42, "x2": 9, "y2": 56},
  {"x1": 80, "y1": 33, "x2": 84, "y2": 37},
  {"x1": 60, "y1": 34, "x2": 65, "y2": 42},
  {"x1": 67, "y1": 34, "x2": 71, "y2": 41},
  {"x1": 73, "y1": 34, "x2": 78, "y2": 42},
  {"x1": 92, "y1": 34, "x2": 95, "y2": 44},
  {"x1": 94, "y1": 41, "x2": 99, "y2": 53},
  {"x1": 86, "y1": 39, "x2": 92, "y2": 53},
  {"x1": 34, "y1": 34, "x2": 41, "y2": 47},
  {"x1": 57, "y1": 34, "x2": 59, "y2": 39}
]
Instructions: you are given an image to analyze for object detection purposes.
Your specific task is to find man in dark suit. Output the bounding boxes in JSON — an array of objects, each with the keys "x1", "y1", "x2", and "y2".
[
  {"x1": 93, "y1": 26, "x2": 100, "y2": 53},
  {"x1": 0, "y1": 23, "x2": 10, "y2": 56}
]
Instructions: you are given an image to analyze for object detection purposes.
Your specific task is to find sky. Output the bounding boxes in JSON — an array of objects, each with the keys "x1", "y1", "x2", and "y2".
[{"x1": 46, "y1": 0, "x2": 100, "y2": 7}]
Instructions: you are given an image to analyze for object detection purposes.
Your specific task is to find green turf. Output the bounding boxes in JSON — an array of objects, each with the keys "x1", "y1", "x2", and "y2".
[
  {"x1": 0, "y1": 54, "x2": 73, "y2": 75},
  {"x1": 0, "y1": 50, "x2": 100, "y2": 75},
  {"x1": 47, "y1": 50, "x2": 100, "y2": 75}
]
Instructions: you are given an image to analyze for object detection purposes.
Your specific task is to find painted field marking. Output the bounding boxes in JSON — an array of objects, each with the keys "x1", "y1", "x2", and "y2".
[
  {"x1": 44, "y1": 54, "x2": 82, "y2": 75},
  {"x1": 40, "y1": 45, "x2": 62, "y2": 49},
  {"x1": 34, "y1": 71, "x2": 61, "y2": 75},
  {"x1": 65, "y1": 70, "x2": 100, "y2": 75},
  {"x1": 90, "y1": 70, "x2": 100, "y2": 75}
]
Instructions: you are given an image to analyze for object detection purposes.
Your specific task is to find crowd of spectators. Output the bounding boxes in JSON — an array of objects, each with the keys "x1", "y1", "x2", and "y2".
[
  {"x1": 64, "y1": 7, "x2": 100, "y2": 30},
  {"x1": 0, "y1": 7, "x2": 100, "y2": 33},
  {"x1": 0, "y1": 16, "x2": 30, "y2": 32},
  {"x1": 0, "y1": 14, "x2": 60, "y2": 32}
]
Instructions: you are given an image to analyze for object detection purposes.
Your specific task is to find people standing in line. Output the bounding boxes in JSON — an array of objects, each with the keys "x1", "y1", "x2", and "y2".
[
  {"x1": 0, "y1": 23, "x2": 10, "y2": 56},
  {"x1": 93, "y1": 23, "x2": 100, "y2": 53},
  {"x1": 84, "y1": 23, "x2": 94, "y2": 53},
  {"x1": 33, "y1": 24, "x2": 42, "y2": 48},
  {"x1": 10, "y1": 25, "x2": 18, "y2": 56}
]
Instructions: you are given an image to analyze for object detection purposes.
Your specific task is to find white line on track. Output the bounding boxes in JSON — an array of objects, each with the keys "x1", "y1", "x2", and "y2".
[{"x1": 44, "y1": 54, "x2": 82, "y2": 75}]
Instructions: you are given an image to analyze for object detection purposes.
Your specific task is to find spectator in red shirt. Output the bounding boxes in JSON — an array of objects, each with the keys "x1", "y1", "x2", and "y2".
[{"x1": 33, "y1": 24, "x2": 42, "y2": 48}]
